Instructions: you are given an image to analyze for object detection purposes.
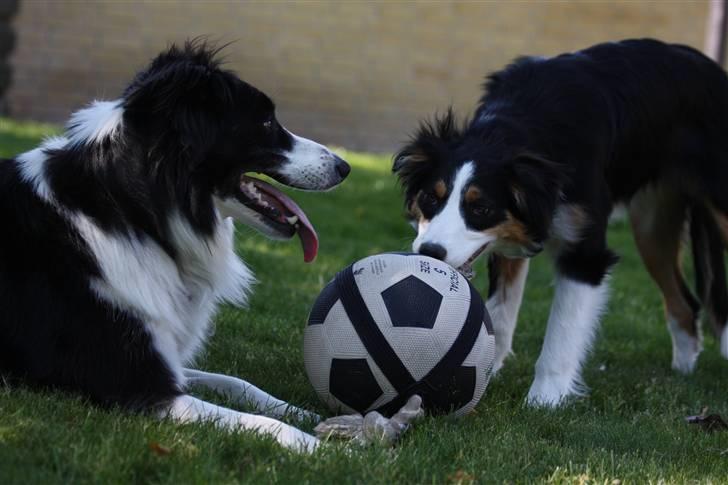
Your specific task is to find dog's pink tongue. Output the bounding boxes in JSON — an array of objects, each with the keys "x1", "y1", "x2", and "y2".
[
  {"x1": 296, "y1": 220, "x2": 319, "y2": 263},
  {"x1": 250, "y1": 178, "x2": 319, "y2": 263}
]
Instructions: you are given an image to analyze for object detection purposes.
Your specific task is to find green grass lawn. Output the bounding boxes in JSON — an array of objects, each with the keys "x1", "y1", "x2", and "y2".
[{"x1": 0, "y1": 118, "x2": 726, "y2": 484}]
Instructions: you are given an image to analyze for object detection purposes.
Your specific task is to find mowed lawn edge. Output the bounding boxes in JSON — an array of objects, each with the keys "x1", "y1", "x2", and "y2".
[{"x1": 0, "y1": 118, "x2": 726, "y2": 484}]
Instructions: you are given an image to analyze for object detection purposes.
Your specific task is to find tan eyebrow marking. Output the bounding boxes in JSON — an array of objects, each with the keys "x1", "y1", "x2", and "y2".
[
  {"x1": 408, "y1": 198, "x2": 423, "y2": 220},
  {"x1": 484, "y1": 212, "x2": 531, "y2": 244},
  {"x1": 434, "y1": 180, "x2": 447, "y2": 199},
  {"x1": 465, "y1": 186, "x2": 482, "y2": 203}
]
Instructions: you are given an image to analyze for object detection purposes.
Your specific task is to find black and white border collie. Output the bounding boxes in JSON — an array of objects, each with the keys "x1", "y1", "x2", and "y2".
[
  {"x1": 0, "y1": 42, "x2": 350, "y2": 451},
  {"x1": 394, "y1": 39, "x2": 728, "y2": 407}
]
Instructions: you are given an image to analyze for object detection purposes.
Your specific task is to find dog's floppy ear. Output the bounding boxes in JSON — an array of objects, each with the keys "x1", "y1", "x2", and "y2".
[
  {"x1": 123, "y1": 41, "x2": 233, "y2": 129},
  {"x1": 393, "y1": 108, "x2": 463, "y2": 203},
  {"x1": 509, "y1": 151, "x2": 569, "y2": 241},
  {"x1": 392, "y1": 149, "x2": 428, "y2": 173},
  {"x1": 122, "y1": 40, "x2": 234, "y2": 160},
  {"x1": 392, "y1": 145, "x2": 435, "y2": 209}
]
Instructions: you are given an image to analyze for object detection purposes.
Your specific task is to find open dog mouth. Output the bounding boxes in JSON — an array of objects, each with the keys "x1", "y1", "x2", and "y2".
[
  {"x1": 456, "y1": 243, "x2": 490, "y2": 280},
  {"x1": 235, "y1": 175, "x2": 318, "y2": 262}
]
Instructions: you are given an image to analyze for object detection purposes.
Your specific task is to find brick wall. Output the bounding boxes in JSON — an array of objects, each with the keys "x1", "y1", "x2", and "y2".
[{"x1": 9, "y1": 1, "x2": 709, "y2": 152}]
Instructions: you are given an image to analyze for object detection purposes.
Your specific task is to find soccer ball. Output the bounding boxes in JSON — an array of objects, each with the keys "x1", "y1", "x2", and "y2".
[{"x1": 304, "y1": 253, "x2": 495, "y2": 417}]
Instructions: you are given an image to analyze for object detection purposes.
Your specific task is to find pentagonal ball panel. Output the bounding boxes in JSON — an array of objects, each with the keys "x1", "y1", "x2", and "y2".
[{"x1": 381, "y1": 275, "x2": 442, "y2": 329}]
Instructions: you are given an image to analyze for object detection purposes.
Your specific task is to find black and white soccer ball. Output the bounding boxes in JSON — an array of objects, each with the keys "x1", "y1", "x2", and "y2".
[{"x1": 304, "y1": 253, "x2": 495, "y2": 417}]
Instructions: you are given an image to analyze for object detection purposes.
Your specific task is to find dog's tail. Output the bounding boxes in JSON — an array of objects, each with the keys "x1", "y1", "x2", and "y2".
[{"x1": 689, "y1": 204, "x2": 728, "y2": 337}]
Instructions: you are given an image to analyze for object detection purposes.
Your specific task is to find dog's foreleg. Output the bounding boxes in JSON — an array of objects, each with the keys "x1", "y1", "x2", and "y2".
[
  {"x1": 486, "y1": 256, "x2": 529, "y2": 374},
  {"x1": 526, "y1": 273, "x2": 609, "y2": 407},
  {"x1": 167, "y1": 394, "x2": 319, "y2": 453},
  {"x1": 183, "y1": 368, "x2": 319, "y2": 422}
]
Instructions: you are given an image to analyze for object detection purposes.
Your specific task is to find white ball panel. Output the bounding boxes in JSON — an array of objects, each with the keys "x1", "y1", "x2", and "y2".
[
  {"x1": 364, "y1": 356, "x2": 399, "y2": 412},
  {"x1": 303, "y1": 325, "x2": 332, "y2": 396},
  {"x1": 452, "y1": 325, "x2": 496, "y2": 417},
  {"x1": 431, "y1": 290, "x2": 471, "y2": 357},
  {"x1": 383, "y1": 327, "x2": 441, "y2": 381},
  {"x1": 463, "y1": 325, "x2": 496, "y2": 368},
  {"x1": 323, "y1": 300, "x2": 368, "y2": 357}
]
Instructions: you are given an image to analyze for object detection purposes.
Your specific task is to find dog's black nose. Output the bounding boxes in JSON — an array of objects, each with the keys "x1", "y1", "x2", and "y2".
[
  {"x1": 334, "y1": 156, "x2": 351, "y2": 179},
  {"x1": 419, "y1": 243, "x2": 447, "y2": 261}
]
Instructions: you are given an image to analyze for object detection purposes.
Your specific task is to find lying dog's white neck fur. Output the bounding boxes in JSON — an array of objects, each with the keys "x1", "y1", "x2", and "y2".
[
  {"x1": 82, "y1": 212, "x2": 254, "y2": 378},
  {"x1": 67, "y1": 100, "x2": 125, "y2": 146},
  {"x1": 15, "y1": 103, "x2": 255, "y2": 383}
]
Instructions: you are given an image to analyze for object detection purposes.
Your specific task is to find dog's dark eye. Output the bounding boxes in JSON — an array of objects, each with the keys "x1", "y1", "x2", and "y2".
[
  {"x1": 420, "y1": 192, "x2": 438, "y2": 208},
  {"x1": 262, "y1": 120, "x2": 273, "y2": 130},
  {"x1": 471, "y1": 205, "x2": 491, "y2": 217}
]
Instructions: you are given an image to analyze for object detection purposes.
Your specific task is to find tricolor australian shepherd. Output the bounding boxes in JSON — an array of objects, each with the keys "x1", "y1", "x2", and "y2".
[
  {"x1": 0, "y1": 42, "x2": 350, "y2": 451},
  {"x1": 394, "y1": 39, "x2": 728, "y2": 406}
]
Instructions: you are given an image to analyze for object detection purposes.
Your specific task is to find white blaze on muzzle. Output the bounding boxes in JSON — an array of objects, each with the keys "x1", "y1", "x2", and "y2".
[
  {"x1": 412, "y1": 162, "x2": 496, "y2": 269},
  {"x1": 277, "y1": 131, "x2": 347, "y2": 190}
]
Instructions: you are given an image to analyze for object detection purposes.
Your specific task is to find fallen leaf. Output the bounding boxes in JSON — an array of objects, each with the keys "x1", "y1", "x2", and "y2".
[
  {"x1": 685, "y1": 408, "x2": 728, "y2": 433},
  {"x1": 447, "y1": 470, "x2": 475, "y2": 485},
  {"x1": 149, "y1": 441, "x2": 172, "y2": 456}
]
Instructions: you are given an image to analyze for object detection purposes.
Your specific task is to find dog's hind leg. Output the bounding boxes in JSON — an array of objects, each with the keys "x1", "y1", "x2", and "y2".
[
  {"x1": 183, "y1": 368, "x2": 319, "y2": 422},
  {"x1": 629, "y1": 186, "x2": 702, "y2": 373},
  {"x1": 167, "y1": 394, "x2": 319, "y2": 453},
  {"x1": 700, "y1": 206, "x2": 728, "y2": 359},
  {"x1": 487, "y1": 256, "x2": 529, "y2": 374}
]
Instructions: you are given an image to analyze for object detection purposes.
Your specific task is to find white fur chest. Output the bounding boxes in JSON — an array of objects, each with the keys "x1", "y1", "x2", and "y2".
[
  {"x1": 77, "y1": 214, "x2": 254, "y2": 381},
  {"x1": 15, "y1": 107, "x2": 255, "y2": 385}
]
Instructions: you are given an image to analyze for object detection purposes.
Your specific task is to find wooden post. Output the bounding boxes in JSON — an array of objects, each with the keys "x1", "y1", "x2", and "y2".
[
  {"x1": 0, "y1": 0, "x2": 19, "y2": 116},
  {"x1": 706, "y1": 0, "x2": 728, "y2": 66}
]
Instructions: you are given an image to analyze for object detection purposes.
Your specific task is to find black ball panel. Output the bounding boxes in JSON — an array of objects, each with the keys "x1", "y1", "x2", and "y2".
[
  {"x1": 329, "y1": 358, "x2": 383, "y2": 413},
  {"x1": 381, "y1": 275, "x2": 443, "y2": 329},
  {"x1": 421, "y1": 365, "x2": 477, "y2": 414},
  {"x1": 375, "y1": 365, "x2": 476, "y2": 416},
  {"x1": 308, "y1": 280, "x2": 339, "y2": 325},
  {"x1": 305, "y1": 253, "x2": 495, "y2": 417}
]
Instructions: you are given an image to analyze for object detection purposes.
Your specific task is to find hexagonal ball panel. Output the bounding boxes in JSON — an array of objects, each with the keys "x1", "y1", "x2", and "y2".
[
  {"x1": 381, "y1": 275, "x2": 442, "y2": 329},
  {"x1": 329, "y1": 358, "x2": 383, "y2": 413}
]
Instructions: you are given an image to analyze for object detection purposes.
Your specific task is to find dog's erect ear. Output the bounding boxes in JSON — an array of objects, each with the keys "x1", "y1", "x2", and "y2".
[{"x1": 509, "y1": 151, "x2": 569, "y2": 241}]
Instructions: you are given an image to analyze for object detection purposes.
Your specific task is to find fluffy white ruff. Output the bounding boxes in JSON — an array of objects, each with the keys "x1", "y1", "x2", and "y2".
[
  {"x1": 527, "y1": 275, "x2": 609, "y2": 407},
  {"x1": 16, "y1": 136, "x2": 68, "y2": 200},
  {"x1": 667, "y1": 316, "x2": 701, "y2": 374},
  {"x1": 722, "y1": 325, "x2": 728, "y2": 360},
  {"x1": 16, "y1": 106, "x2": 254, "y2": 384},
  {"x1": 67, "y1": 100, "x2": 124, "y2": 145},
  {"x1": 82, "y1": 213, "x2": 254, "y2": 381}
]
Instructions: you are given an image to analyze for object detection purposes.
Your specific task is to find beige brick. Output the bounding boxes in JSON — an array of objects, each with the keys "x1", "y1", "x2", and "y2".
[{"x1": 6, "y1": 0, "x2": 711, "y2": 152}]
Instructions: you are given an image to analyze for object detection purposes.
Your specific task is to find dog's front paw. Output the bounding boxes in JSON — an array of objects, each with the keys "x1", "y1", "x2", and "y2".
[
  {"x1": 287, "y1": 406, "x2": 321, "y2": 424},
  {"x1": 491, "y1": 349, "x2": 513, "y2": 376},
  {"x1": 525, "y1": 374, "x2": 584, "y2": 408},
  {"x1": 668, "y1": 318, "x2": 701, "y2": 374},
  {"x1": 274, "y1": 422, "x2": 320, "y2": 453}
]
